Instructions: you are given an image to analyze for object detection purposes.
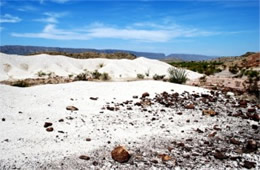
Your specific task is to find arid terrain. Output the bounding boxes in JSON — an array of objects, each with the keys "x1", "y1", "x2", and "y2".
[{"x1": 0, "y1": 52, "x2": 259, "y2": 169}]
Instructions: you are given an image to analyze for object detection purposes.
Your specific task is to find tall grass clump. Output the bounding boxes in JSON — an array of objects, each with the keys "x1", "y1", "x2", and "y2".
[{"x1": 168, "y1": 67, "x2": 188, "y2": 84}]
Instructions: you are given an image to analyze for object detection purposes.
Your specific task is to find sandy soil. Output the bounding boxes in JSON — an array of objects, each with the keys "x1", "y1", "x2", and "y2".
[{"x1": 0, "y1": 81, "x2": 259, "y2": 169}]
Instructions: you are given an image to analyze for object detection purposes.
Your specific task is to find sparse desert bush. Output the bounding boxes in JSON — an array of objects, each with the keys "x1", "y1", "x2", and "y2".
[
  {"x1": 169, "y1": 61, "x2": 222, "y2": 75},
  {"x1": 68, "y1": 74, "x2": 74, "y2": 78},
  {"x1": 91, "y1": 70, "x2": 102, "y2": 79},
  {"x1": 229, "y1": 64, "x2": 239, "y2": 74},
  {"x1": 29, "y1": 51, "x2": 136, "y2": 60},
  {"x1": 74, "y1": 72, "x2": 90, "y2": 81},
  {"x1": 199, "y1": 75, "x2": 207, "y2": 83},
  {"x1": 100, "y1": 72, "x2": 110, "y2": 81},
  {"x1": 245, "y1": 70, "x2": 259, "y2": 78},
  {"x1": 153, "y1": 74, "x2": 165, "y2": 80},
  {"x1": 37, "y1": 71, "x2": 47, "y2": 77},
  {"x1": 168, "y1": 67, "x2": 188, "y2": 84},
  {"x1": 99, "y1": 63, "x2": 104, "y2": 68},
  {"x1": 145, "y1": 69, "x2": 150, "y2": 77},
  {"x1": 137, "y1": 74, "x2": 145, "y2": 79},
  {"x1": 11, "y1": 80, "x2": 30, "y2": 87}
]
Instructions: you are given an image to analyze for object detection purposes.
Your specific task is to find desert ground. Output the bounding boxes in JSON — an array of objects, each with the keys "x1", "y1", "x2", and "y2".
[{"x1": 0, "y1": 53, "x2": 259, "y2": 169}]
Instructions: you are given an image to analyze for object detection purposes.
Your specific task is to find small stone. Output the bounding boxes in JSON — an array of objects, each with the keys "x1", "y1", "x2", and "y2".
[
  {"x1": 185, "y1": 104, "x2": 195, "y2": 109},
  {"x1": 213, "y1": 125, "x2": 221, "y2": 131},
  {"x1": 252, "y1": 113, "x2": 259, "y2": 121},
  {"x1": 196, "y1": 128, "x2": 204, "y2": 133},
  {"x1": 167, "y1": 147, "x2": 173, "y2": 152},
  {"x1": 86, "y1": 138, "x2": 91, "y2": 141},
  {"x1": 66, "y1": 106, "x2": 78, "y2": 111},
  {"x1": 44, "y1": 122, "x2": 53, "y2": 128},
  {"x1": 90, "y1": 97, "x2": 98, "y2": 100},
  {"x1": 58, "y1": 131, "x2": 64, "y2": 133},
  {"x1": 107, "y1": 106, "x2": 115, "y2": 111},
  {"x1": 248, "y1": 108, "x2": 256, "y2": 113},
  {"x1": 111, "y1": 146, "x2": 131, "y2": 163},
  {"x1": 208, "y1": 131, "x2": 217, "y2": 137},
  {"x1": 243, "y1": 160, "x2": 256, "y2": 169},
  {"x1": 58, "y1": 119, "x2": 64, "y2": 122},
  {"x1": 214, "y1": 151, "x2": 228, "y2": 160},
  {"x1": 230, "y1": 138, "x2": 240, "y2": 145},
  {"x1": 158, "y1": 154, "x2": 172, "y2": 161},
  {"x1": 2, "y1": 118, "x2": 5, "y2": 121},
  {"x1": 177, "y1": 112, "x2": 182, "y2": 115},
  {"x1": 79, "y1": 155, "x2": 90, "y2": 161},
  {"x1": 252, "y1": 124, "x2": 258, "y2": 130},
  {"x1": 151, "y1": 159, "x2": 158, "y2": 164},
  {"x1": 239, "y1": 100, "x2": 247, "y2": 107},
  {"x1": 46, "y1": 127, "x2": 54, "y2": 132},
  {"x1": 244, "y1": 140, "x2": 258, "y2": 153},
  {"x1": 202, "y1": 109, "x2": 216, "y2": 116},
  {"x1": 133, "y1": 95, "x2": 138, "y2": 99},
  {"x1": 141, "y1": 92, "x2": 150, "y2": 98},
  {"x1": 92, "y1": 161, "x2": 98, "y2": 166}
]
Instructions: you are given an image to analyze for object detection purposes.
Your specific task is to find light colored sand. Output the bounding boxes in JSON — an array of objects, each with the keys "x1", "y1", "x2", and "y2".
[
  {"x1": 0, "y1": 80, "x2": 209, "y2": 168},
  {"x1": 0, "y1": 53, "x2": 203, "y2": 81}
]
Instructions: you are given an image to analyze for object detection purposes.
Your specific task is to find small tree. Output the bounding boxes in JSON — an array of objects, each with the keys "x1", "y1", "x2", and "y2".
[{"x1": 168, "y1": 67, "x2": 188, "y2": 84}]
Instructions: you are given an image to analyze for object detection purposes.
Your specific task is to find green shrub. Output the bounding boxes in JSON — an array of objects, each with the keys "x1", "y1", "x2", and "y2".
[
  {"x1": 91, "y1": 70, "x2": 102, "y2": 79},
  {"x1": 137, "y1": 74, "x2": 144, "y2": 79},
  {"x1": 100, "y1": 72, "x2": 110, "y2": 81},
  {"x1": 99, "y1": 63, "x2": 104, "y2": 68},
  {"x1": 74, "y1": 72, "x2": 89, "y2": 81},
  {"x1": 145, "y1": 69, "x2": 150, "y2": 77},
  {"x1": 168, "y1": 67, "x2": 188, "y2": 84},
  {"x1": 169, "y1": 61, "x2": 222, "y2": 75},
  {"x1": 37, "y1": 71, "x2": 47, "y2": 77},
  {"x1": 229, "y1": 65, "x2": 239, "y2": 74},
  {"x1": 245, "y1": 70, "x2": 259, "y2": 78},
  {"x1": 153, "y1": 74, "x2": 165, "y2": 80}
]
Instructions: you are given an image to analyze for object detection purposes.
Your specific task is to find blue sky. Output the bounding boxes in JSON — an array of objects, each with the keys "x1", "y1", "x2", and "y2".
[{"x1": 0, "y1": 0, "x2": 259, "y2": 56}]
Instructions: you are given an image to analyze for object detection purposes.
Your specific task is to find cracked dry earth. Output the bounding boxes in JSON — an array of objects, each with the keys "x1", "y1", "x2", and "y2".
[{"x1": 0, "y1": 81, "x2": 259, "y2": 170}]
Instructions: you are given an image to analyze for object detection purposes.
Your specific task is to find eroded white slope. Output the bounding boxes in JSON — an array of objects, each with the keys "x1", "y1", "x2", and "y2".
[{"x1": 0, "y1": 53, "x2": 203, "y2": 81}]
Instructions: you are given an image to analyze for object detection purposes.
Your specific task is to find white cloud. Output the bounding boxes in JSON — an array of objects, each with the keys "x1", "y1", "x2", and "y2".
[
  {"x1": 18, "y1": 5, "x2": 37, "y2": 12},
  {"x1": 40, "y1": 0, "x2": 70, "y2": 4},
  {"x1": 11, "y1": 22, "x2": 221, "y2": 42},
  {"x1": 0, "y1": 14, "x2": 22, "y2": 23},
  {"x1": 34, "y1": 12, "x2": 67, "y2": 23}
]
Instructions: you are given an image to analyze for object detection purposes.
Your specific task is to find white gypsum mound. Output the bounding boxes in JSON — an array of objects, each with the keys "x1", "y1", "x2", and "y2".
[{"x1": 0, "y1": 53, "x2": 203, "y2": 81}]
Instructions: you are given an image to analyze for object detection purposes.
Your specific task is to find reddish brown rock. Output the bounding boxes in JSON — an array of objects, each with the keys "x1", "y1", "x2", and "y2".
[
  {"x1": 214, "y1": 151, "x2": 228, "y2": 160},
  {"x1": 248, "y1": 108, "x2": 256, "y2": 113},
  {"x1": 111, "y1": 146, "x2": 131, "y2": 163},
  {"x1": 79, "y1": 155, "x2": 90, "y2": 160},
  {"x1": 239, "y1": 100, "x2": 247, "y2": 107},
  {"x1": 158, "y1": 154, "x2": 172, "y2": 161},
  {"x1": 66, "y1": 106, "x2": 78, "y2": 111},
  {"x1": 243, "y1": 160, "x2": 256, "y2": 169},
  {"x1": 46, "y1": 127, "x2": 54, "y2": 132},
  {"x1": 208, "y1": 131, "x2": 217, "y2": 137},
  {"x1": 141, "y1": 92, "x2": 150, "y2": 98},
  {"x1": 185, "y1": 104, "x2": 195, "y2": 109},
  {"x1": 202, "y1": 109, "x2": 216, "y2": 116},
  {"x1": 244, "y1": 140, "x2": 258, "y2": 153},
  {"x1": 230, "y1": 138, "x2": 240, "y2": 145}
]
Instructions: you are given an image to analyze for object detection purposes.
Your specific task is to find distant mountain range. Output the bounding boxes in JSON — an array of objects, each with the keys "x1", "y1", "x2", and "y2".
[{"x1": 0, "y1": 45, "x2": 216, "y2": 61}]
